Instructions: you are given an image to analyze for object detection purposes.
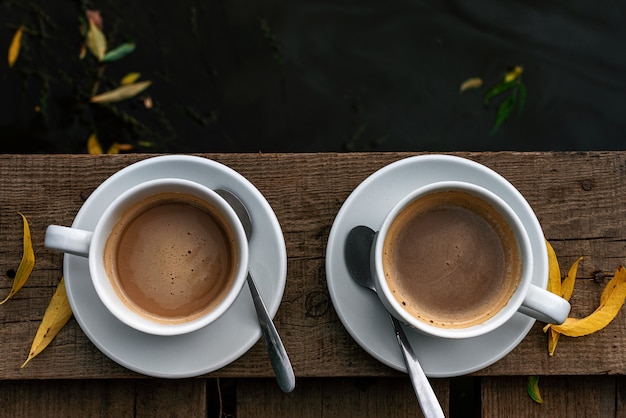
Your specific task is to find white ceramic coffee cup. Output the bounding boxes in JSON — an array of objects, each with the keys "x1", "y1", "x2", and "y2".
[
  {"x1": 45, "y1": 178, "x2": 249, "y2": 336},
  {"x1": 371, "y1": 180, "x2": 570, "y2": 339}
]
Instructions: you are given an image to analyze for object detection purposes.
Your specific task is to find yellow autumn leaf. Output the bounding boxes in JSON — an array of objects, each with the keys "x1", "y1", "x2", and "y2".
[
  {"x1": 549, "y1": 266, "x2": 626, "y2": 337},
  {"x1": 118, "y1": 143, "x2": 134, "y2": 151},
  {"x1": 120, "y1": 72, "x2": 141, "y2": 85},
  {"x1": 546, "y1": 240, "x2": 561, "y2": 295},
  {"x1": 87, "y1": 133, "x2": 103, "y2": 154},
  {"x1": 544, "y1": 242, "x2": 582, "y2": 356},
  {"x1": 108, "y1": 142, "x2": 133, "y2": 154},
  {"x1": 547, "y1": 327, "x2": 560, "y2": 356},
  {"x1": 8, "y1": 25, "x2": 24, "y2": 68},
  {"x1": 561, "y1": 256, "x2": 583, "y2": 301},
  {"x1": 504, "y1": 66, "x2": 523, "y2": 83},
  {"x1": 527, "y1": 376, "x2": 544, "y2": 404},
  {"x1": 459, "y1": 77, "x2": 483, "y2": 93},
  {"x1": 86, "y1": 17, "x2": 107, "y2": 61},
  {"x1": 91, "y1": 80, "x2": 152, "y2": 104},
  {"x1": 21, "y1": 277, "x2": 72, "y2": 367},
  {"x1": 600, "y1": 267, "x2": 624, "y2": 306},
  {"x1": 545, "y1": 241, "x2": 562, "y2": 356},
  {"x1": 1, "y1": 213, "x2": 35, "y2": 305}
]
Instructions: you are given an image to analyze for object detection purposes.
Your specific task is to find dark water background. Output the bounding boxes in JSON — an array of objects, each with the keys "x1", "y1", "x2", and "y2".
[
  {"x1": 1, "y1": 1, "x2": 625, "y2": 153},
  {"x1": 2, "y1": 2, "x2": 624, "y2": 414}
]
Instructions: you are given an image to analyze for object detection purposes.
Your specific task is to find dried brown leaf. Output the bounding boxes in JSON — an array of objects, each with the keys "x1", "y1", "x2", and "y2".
[
  {"x1": 459, "y1": 77, "x2": 483, "y2": 93},
  {"x1": 91, "y1": 81, "x2": 152, "y2": 104}
]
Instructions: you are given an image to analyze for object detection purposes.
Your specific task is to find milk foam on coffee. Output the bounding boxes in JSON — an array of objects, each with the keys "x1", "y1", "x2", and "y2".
[
  {"x1": 383, "y1": 190, "x2": 522, "y2": 329},
  {"x1": 104, "y1": 192, "x2": 238, "y2": 324}
]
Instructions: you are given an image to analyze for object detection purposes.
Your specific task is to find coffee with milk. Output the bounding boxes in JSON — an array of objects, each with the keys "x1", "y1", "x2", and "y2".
[
  {"x1": 103, "y1": 192, "x2": 239, "y2": 324},
  {"x1": 382, "y1": 190, "x2": 522, "y2": 329}
]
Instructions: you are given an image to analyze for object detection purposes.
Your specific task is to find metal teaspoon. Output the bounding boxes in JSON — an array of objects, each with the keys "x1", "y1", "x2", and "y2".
[
  {"x1": 216, "y1": 189, "x2": 296, "y2": 393},
  {"x1": 345, "y1": 226, "x2": 445, "y2": 418}
]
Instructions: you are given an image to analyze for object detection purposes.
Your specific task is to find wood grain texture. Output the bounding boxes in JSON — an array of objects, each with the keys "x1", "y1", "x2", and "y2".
[
  {"x1": 1, "y1": 152, "x2": 626, "y2": 379},
  {"x1": 0, "y1": 379, "x2": 207, "y2": 417},
  {"x1": 236, "y1": 377, "x2": 450, "y2": 417},
  {"x1": 481, "y1": 376, "x2": 616, "y2": 417}
]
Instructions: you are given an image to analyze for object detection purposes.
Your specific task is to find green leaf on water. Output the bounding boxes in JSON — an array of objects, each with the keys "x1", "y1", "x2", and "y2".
[
  {"x1": 102, "y1": 42, "x2": 135, "y2": 63},
  {"x1": 484, "y1": 66, "x2": 527, "y2": 135},
  {"x1": 484, "y1": 79, "x2": 518, "y2": 106},
  {"x1": 490, "y1": 90, "x2": 518, "y2": 135}
]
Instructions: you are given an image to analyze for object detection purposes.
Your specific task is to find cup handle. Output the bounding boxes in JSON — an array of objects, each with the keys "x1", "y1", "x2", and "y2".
[
  {"x1": 517, "y1": 284, "x2": 571, "y2": 325},
  {"x1": 45, "y1": 225, "x2": 93, "y2": 257}
]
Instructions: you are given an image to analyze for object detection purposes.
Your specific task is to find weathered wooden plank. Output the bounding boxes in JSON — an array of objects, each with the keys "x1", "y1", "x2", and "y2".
[
  {"x1": 481, "y1": 376, "x2": 616, "y2": 417},
  {"x1": 236, "y1": 377, "x2": 450, "y2": 417},
  {"x1": 616, "y1": 376, "x2": 626, "y2": 418},
  {"x1": 1, "y1": 152, "x2": 626, "y2": 379},
  {"x1": 134, "y1": 379, "x2": 208, "y2": 418},
  {"x1": 0, "y1": 378, "x2": 207, "y2": 417}
]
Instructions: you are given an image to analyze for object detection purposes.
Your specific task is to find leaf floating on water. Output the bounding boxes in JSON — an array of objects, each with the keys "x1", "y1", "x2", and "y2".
[
  {"x1": 550, "y1": 266, "x2": 626, "y2": 337},
  {"x1": 107, "y1": 142, "x2": 133, "y2": 154},
  {"x1": 459, "y1": 77, "x2": 483, "y2": 93},
  {"x1": 1, "y1": 213, "x2": 35, "y2": 305},
  {"x1": 115, "y1": 143, "x2": 134, "y2": 151},
  {"x1": 102, "y1": 42, "x2": 135, "y2": 63},
  {"x1": 86, "y1": 10, "x2": 103, "y2": 30},
  {"x1": 87, "y1": 133, "x2": 103, "y2": 154},
  {"x1": 8, "y1": 25, "x2": 24, "y2": 68},
  {"x1": 484, "y1": 66, "x2": 526, "y2": 135},
  {"x1": 91, "y1": 80, "x2": 151, "y2": 104},
  {"x1": 504, "y1": 66, "x2": 523, "y2": 83},
  {"x1": 86, "y1": 17, "x2": 107, "y2": 61},
  {"x1": 527, "y1": 376, "x2": 544, "y2": 404},
  {"x1": 490, "y1": 93, "x2": 517, "y2": 135},
  {"x1": 484, "y1": 79, "x2": 519, "y2": 106},
  {"x1": 21, "y1": 277, "x2": 73, "y2": 368},
  {"x1": 120, "y1": 72, "x2": 141, "y2": 85}
]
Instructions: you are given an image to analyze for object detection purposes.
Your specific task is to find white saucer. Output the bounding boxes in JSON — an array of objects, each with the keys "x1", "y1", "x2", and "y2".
[
  {"x1": 63, "y1": 155, "x2": 287, "y2": 378},
  {"x1": 326, "y1": 155, "x2": 548, "y2": 378}
]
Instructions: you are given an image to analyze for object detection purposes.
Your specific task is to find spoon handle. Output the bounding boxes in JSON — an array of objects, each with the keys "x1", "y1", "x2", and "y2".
[
  {"x1": 389, "y1": 315, "x2": 445, "y2": 418},
  {"x1": 247, "y1": 273, "x2": 296, "y2": 393}
]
